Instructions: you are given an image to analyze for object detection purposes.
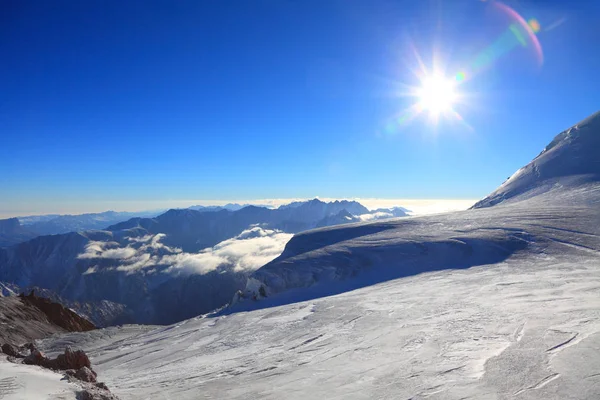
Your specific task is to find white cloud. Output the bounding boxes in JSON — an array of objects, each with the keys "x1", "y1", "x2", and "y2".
[
  {"x1": 167, "y1": 227, "x2": 293, "y2": 275},
  {"x1": 358, "y1": 211, "x2": 394, "y2": 222},
  {"x1": 78, "y1": 241, "x2": 135, "y2": 259},
  {"x1": 77, "y1": 228, "x2": 292, "y2": 277}
]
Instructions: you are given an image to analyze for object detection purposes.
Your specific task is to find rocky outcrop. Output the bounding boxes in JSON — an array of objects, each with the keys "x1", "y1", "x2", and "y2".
[
  {"x1": 4, "y1": 343, "x2": 119, "y2": 399},
  {"x1": 0, "y1": 292, "x2": 95, "y2": 352},
  {"x1": 21, "y1": 346, "x2": 91, "y2": 370},
  {"x1": 78, "y1": 386, "x2": 120, "y2": 400},
  {"x1": 18, "y1": 291, "x2": 96, "y2": 332},
  {"x1": 53, "y1": 347, "x2": 92, "y2": 370},
  {"x1": 0, "y1": 296, "x2": 66, "y2": 345},
  {"x1": 1, "y1": 343, "x2": 23, "y2": 357},
  {"x1": 73, "y1": 366, "x2": 97, "y2": 383},
  {"x1": 23, "y1": 348, "x2": 47, "y2": 365}
]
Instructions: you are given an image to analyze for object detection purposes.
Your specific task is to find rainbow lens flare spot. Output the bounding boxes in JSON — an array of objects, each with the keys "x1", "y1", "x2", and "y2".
[
  {"x1": 528, "y1": 18, "x2": 541, "y2": 33},
  {"x1": 455, "y1": 71, "x2": 466, "y2": 82}
]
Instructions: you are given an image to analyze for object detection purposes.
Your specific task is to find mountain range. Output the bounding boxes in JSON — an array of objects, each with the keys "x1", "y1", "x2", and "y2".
[{"x1": 0, "y1": 199, "x2": 405, "y2": 325}]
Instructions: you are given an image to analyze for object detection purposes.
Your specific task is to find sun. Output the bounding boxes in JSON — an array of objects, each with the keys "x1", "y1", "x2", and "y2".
[
  {"x1": 386, "y1": 60, "x2": 470, "y2": 132},
  {"x1": 416, "y1": 74, "x2": 457, "y2": 118}
]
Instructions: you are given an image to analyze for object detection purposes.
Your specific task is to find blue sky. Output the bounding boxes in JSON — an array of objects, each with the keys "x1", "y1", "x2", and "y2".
[{"x1": 1, "y1": 0, "x2": 599, "y2": 216}]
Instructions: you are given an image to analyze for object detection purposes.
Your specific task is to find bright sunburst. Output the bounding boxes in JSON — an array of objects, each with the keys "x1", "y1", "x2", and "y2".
[
  {"x1": 386, "y1": 61, "x2": 468, "y2": 131},
  {"x1": 416, "y1": 74, "x2": 457, "y2": 118}
]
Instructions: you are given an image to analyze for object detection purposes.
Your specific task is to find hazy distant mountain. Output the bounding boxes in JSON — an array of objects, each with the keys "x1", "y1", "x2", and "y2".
[
  {"x1": 278, "y1": 199, "x2": 368, "y2": 215},
  {"x1": 188, "y1": 203, "x2": 252, "y2": 212},
  {"x1": 371, "y1": 206, "x2": 410, "y2": 217},
  {"x1": 315, "y1": 209, "x2": 360, "y2": 228},
  {"x1": 0, "y1": 218, "x2": 38, "y2": 247},
  {"x1": 19, "y1": 210, "x2": 163, "y2": 236},
  {"x1": 109, "y1": 198, "x2": 370, "y2": 252}
]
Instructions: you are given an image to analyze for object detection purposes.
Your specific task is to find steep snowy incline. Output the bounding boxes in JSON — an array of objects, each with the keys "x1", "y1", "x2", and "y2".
[{"x1": 473, "y1": 110, "x2": 600, "y2": 208}]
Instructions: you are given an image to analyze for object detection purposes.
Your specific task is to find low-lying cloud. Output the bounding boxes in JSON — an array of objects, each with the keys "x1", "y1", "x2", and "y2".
[
  {"x1": 358, "y1": 211, "x2": 394, "y2": 222},
  {"x1": 79, "y1": 227, "x2": 292, "y2": 277}
]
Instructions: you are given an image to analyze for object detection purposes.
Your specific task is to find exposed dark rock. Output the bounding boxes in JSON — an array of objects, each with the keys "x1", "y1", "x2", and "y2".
[
  {"x1": 23, "y1": 349, "x2": 47, "y2": 366},
  {"x1": 53, "y1": 347, "x2": 92, "y2": 370},
  {"x1": 77, "y1": 387, "x2": 120, "y2": 400},
  {"x1": 0, "y1": 293, "x2": 96, "y2": 346},
  {"x1": 1, "y1": 343, "x2": 22, "y2": 357},
  {"x1": 19, "y1": 291, "x2": 96, "y2": 332},
  {"x1": 74, "y1": 366, "x2": 97, "y2": 383},
  {"x1": 22, "y1": 346, "x2": 93, "y2": 374},
  {"x1": 0, "y1": 296, "x2": 65, "y2": 345},
  {"x1": 22, "y1": 342, "x2": 37, "y2": 353}
]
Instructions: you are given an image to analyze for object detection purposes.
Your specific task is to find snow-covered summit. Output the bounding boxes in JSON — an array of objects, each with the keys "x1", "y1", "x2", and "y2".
[{"x1": 473, "y1": 110, "x2": 600, "y2": 208}]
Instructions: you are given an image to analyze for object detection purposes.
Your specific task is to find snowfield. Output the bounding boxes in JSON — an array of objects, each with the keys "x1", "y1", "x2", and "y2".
[
  {"x1": 38, "y1": 194, "x2": 600, "y2": 399},
  {"x1": 0, "y1": 359, "x2": 79, "y2": 400},
  {"x1": 15, "y1": 112, "x2": 600, "y2": 399}
]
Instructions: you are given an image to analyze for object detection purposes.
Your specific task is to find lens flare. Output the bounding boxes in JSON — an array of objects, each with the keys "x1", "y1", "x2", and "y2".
[
  {"x1": 383, "y1": 2, "x2": 544, "y2": 134},
  {"x1": 528, "y1": 18, "x2": 541, "y2": 33},
  {"x1": 454, "y1": 2, "x2": 544, "y2": 84},
  {"x1": 494, "y1": 2, "x2": 543, "y2": 66}
]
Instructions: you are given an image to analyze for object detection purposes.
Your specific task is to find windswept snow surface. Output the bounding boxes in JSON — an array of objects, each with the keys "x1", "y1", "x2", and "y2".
[
  {"x1": 38, "y1": 112, "x2": 600, "y2": 399},
  {"x1": 0, "y1": 359, "x2": 79, "y2": 399},
  {"x1": 38, "y1": 188, "x2": 600, "y2": 400}
]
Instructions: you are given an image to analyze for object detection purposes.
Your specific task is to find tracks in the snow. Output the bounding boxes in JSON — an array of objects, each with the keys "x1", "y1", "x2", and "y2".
[{"x1": 0, "y1": 377, "x2": 19, "y2": 399}]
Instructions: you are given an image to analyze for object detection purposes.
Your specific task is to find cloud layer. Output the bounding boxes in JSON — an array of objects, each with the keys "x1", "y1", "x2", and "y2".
[{"x1": 78, "y1": 227, "x2": 292, "y2": 277}]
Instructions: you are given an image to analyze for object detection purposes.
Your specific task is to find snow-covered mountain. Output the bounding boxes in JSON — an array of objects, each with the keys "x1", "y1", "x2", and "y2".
[
  {"x1": 0, "y1": 229, "x2": 253, "y2": 325},
  {"x1": 29, "y1": 111, "x2": 600, "y2": 400},
  {"x1": 371, "y1": 206, "x2": 410, "y2": 217},
  {"x1": 0, "y1": 199, "x2": 389, "y2": 325},
  {"x1": 315, "y1": 209, "x2": 360, "y2": 227},
  {"x1": 106, "y1": 198, "x2": 370, "y2": 252},
  {"x1": 473, "y1": 110, "x2": 600, "y2": 208}
]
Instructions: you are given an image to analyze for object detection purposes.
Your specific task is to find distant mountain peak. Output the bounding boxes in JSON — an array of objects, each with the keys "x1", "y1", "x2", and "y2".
[{"x1": 0, "y1": 218, "x2": 22, "y2": 234}]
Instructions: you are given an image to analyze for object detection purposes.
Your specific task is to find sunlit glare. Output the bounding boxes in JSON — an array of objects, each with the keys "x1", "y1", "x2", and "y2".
[
  {"x1": 385, "y1": 1, "x2": 549, "y2": 135},
  {"x1": 416, "y1": 75, "x2": 457, "y2": 117}
]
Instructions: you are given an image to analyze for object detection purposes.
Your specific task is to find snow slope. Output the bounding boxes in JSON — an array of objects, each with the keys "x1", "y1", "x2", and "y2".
[
  {"x1": 0, "y1": 359, "x2": 79, "y2": 400},
  {"x1": 473, "y1": 111, "x2": 600, "y2": 208},
  {"x1": 36, "y1": 111, "x2": 600, "y2": 399}
]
